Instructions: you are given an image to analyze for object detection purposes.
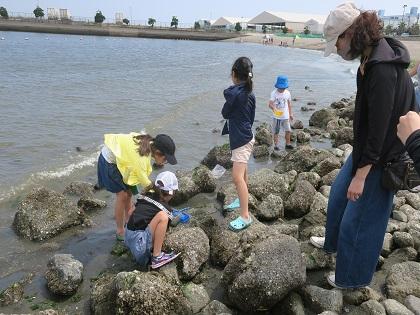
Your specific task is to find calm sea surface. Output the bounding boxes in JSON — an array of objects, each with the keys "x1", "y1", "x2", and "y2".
[{"x1": 0, "y1": 31, "x2": 357, "y2": 312}]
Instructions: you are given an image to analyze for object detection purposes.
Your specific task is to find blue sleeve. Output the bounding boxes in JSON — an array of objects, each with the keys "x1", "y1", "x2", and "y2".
[{"x1": 222, "y1": 93, "x2": 237, "y2": 119}]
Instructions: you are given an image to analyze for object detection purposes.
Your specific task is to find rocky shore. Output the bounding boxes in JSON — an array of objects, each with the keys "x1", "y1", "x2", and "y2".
[{"x1": 2, "y1": 97, "x2": 420, "y2": 315}]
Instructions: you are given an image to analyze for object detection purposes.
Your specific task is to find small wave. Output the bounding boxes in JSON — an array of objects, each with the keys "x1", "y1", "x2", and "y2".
[{"x1": 0, "y1": 152, "x2": 98, "y2": 203}]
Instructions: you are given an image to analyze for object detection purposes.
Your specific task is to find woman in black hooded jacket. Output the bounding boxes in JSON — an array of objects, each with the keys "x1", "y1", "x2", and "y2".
[{"x1": 309, "y1": 3, "x2": 416, "y2": 289}]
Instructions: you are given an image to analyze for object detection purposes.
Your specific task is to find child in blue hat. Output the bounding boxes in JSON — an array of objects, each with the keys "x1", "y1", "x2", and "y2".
[{"x1": 269, "y1": 75, "x2": 294, "y2": 150}]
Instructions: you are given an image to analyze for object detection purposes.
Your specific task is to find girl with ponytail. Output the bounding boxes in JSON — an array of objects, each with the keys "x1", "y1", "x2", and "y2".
[
  {"x1": 221, "y1": 56, "x2": 256, "y2": 231},
  {"x1": 97, "y1": 132, "x2": 177, "y2": 241}
]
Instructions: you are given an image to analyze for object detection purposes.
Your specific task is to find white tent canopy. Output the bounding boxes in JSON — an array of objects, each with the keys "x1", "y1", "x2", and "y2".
[{"x1": 212, "y1": 16, "x2": 249, "y2": 27}]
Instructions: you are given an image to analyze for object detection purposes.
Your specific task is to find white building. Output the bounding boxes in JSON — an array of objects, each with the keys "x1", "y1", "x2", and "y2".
[
  {"x1": 115, "y1": 12, "x2": 124, "y2": 24},
  {"x1": 248, "y1": 11, "x2": 327, "y2": 34},
  {"x1": 211, "y1": 17, "x2": 249, "y2": 30},
  {"x1": 47, "y1": 8, "x2": 60, "y2": 20},
  {"x1": 59, "y1": 9, "x2": 71, "y2": 20},
  {"x1": 379, "y1": 7, "x2": 419, "y2": 28}
]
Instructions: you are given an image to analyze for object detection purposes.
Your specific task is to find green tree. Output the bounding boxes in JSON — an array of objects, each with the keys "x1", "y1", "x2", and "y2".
[
  {"x1": 262, "y1": 25, "x2": 267, "y2": 34},
  {"x1": 194, "y1": 21, "x2": 200, "y2": 30},
  {"x1": 0, "y1": 6, "x2": 8, "y2": 19},
  {"x1": 171, "y1": 16, "x2": 178, "y2": 28},
  {"x1": 234, "y1": 22, "x2": 242, "y2": 32},
  {"x1": 397, "y1": 21, "x2": 407, "y2": 35},
  {"x1": 304, "y1": 26, "x2": 310, "y2": 35},
  {"x1": 282, "y1": 26, "x2": 289, "y2": 34},
  {"x1": 122, "y1": 18, "x2": 129, "y2": 25},
  {"x1": 148, "y1": 18, "x2": 156, "y2": 27},
  {"x1": 33, "y1": 6, "x2": 44, "y2": 18},
  {"x1": 94, "y1": 10, "x2": 106, "y2": 24},
  {"x1": 384, "y1": 24, "x2": 394, "y2": 35},
  {"x1": 409, "y1": 23, "x2": 420, "y2": 35}
]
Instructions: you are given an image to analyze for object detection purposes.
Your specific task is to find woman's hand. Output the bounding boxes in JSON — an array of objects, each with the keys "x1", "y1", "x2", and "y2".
[
  {"x1": 347, "y1": 175, "x2": 365, "y2": 202},
  {"x1": 397, "y1": 111, "x2": 420, "y2": 145}
]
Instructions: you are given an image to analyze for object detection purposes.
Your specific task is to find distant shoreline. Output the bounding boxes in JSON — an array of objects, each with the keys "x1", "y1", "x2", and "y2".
[{"x1": 0, "y1": 20, "x2": 241, "y2": 41}]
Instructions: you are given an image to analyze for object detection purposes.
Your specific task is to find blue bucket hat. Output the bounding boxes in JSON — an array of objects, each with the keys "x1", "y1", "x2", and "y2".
[{"x1": 275, "y1": 75, "x2": 289, "y2": 89}]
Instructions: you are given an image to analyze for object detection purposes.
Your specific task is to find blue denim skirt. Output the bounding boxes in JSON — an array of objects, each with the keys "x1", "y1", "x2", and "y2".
[
  {"x1": 97, "y1": 153, "x2": 129, "y2": 193},
  {"x1": 125, "y1": 226, "x2": 153, "y2": 266}
]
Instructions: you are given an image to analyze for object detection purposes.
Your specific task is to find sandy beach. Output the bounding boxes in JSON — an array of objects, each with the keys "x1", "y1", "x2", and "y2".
[{"x1": 227, "y1": 33, "x2": 420, "y2": 61}]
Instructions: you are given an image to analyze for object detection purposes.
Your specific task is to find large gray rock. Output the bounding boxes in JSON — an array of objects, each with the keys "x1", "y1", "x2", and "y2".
[
  {"x1": 274, "y1": 146, "x2": 332, "y2": 174},
  {"x1": 321, "y1": 169, "x2": 340, "y2": 186},
  {"x1": 393, "y1": 232, "x2": 414, "y2": 248},
  {"x1": 382, "y1": 233, "x2": 394, "y2": 257},
  {"x1": 343, "y1": 287, "x2": 382, "y2": 305},
  {"x1": 77, "y1": 196, "x2": 107, "y2": 211},
  {"x1": 63, "y1": 181, "x2": 95, "y2": 197},
  {"x1": 45, "y1": 254, "x2": 83, "y2": 296},
  {"x1": 360, "y1": 300, "x2": 386, "y2": 315},
  {"x1": 254, "y1": 193, "x2": 284, "y2": 221},
  {"x1": 201, "y1": 144, "x2": 232, "y2": 170},
  {"x1": 192, "y1": 165, "x2": 216, "y2": 193},
  {"x1": 398, "y1": 204, "x2": 420, "y2": 222},
  {"x1": 292, "y1": 120, "x2": 304, "y2": 129},
  {"x1": 170, "y1": 170, "x2": 200, "y2": 206},
  {"x1": 222, "y1": 235, "x2": 305, "y2": 312},
  {"x1": 386, "y1": 262, "x2": 420, "y2": 303},
  {"x1": 310, "y1": 192, "x2": 328, "y2": 214},
  {"x1": 301, "y1": 242, "x2": 335, "y2": 270},
  {"x1": 309, "y1": 108, "x2": 337, "y2": 128},
  {"x1": 284, "y1": 180, "x2": 317, "y2": 218},
  {"x1": 216, "y1": 183, "x2": 259, "y2": 212},
  {"x1": 114, "y1": 270, "x2": 192, "y2": 315},
  {"x1": 297, "y1": 172, "x2": 321, "y2": 189},
  {"x1": 407, "y1": 221, "x2": 420, "y2": 251},
  {"x1": 165, "y1": 227, "x2": 210, "y2": 280},
  {"x1": 0, "y1": 273, "x2": 34, "y2": 307},
  {"x1": 255, "y1": 123, "x2": 273, "y2": 146},
  {"x1": 404, "y1": 192, "x2": 420, "y2": 210},
  {"x1": 337, "y1": 105, "x2": 355, "y2": 121},
  {"x1": 253, "y1": 145, "x2": 270, "y2": 158},
  {"x1": 405, "y1": 295, "x2": 420, "y2": 315},
  {"x1": 273, "y1": 291, "x2": 305, "y2": 315},
  {"x1": 333, "y1": 127, "x2": 354, "y2": 147},
  {"x1": 311, "y1": 157, "x2": 342, "y2": 177},
  {"x1": 209, "y1": 226, "x2": 240, "y2": 267},
  {"x1": 382, "y1": 299, "x2": 415, "y2": 315},
  {"x1": 182, "y1": 283, "x2": 210, "y2": 314},
  {"x1": 200, "y1": 300, "x2": 232, "y2": 315},
  {"x1": 300, "y1": 285, "x2": 343, "y2": 313},
  {"x1": 13, "y1": 188, "x2": 85, "y2": 241},
  {"x1": 299, "y1": 210, "x2": 327, "y2": 240},
  {"x1": 296, "y1": 131, "x2": 311, "y2": 144},
  {"x1": 248, "y1": 168, "x2": 291, "y2": 200}
]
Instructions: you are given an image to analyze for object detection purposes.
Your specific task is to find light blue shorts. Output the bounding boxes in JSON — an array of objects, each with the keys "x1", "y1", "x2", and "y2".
[
  {"x1": 124, "y1": 226, "x2": 153, "y2": 266},
  {"x1": 272, "y1": 118, "x2": 291, "y2": 134}
]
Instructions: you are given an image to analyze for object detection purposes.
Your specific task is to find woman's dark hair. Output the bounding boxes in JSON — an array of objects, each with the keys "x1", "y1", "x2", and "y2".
[
  {"x1": 133, "y1": 134, "x2": 157, "y2": 156},
  {"x1": 347, "y1": 11, "x2": 383, "y2": 58},
  {"x1": 232, "y1": 57, "x2": 253, "y2": 92}
]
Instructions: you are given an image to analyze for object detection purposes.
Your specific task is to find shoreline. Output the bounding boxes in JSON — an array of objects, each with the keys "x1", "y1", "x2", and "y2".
[
  {"x1": 0, "y1": 20, "x2": 241, "y2": 41},
  {"x1": 226, "y1": 33, "x2": 420, "y2": 61}
]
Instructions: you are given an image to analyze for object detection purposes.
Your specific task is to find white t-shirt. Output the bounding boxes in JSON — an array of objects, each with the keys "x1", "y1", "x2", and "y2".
[{"x1": 270, "y1": 89, "x2": 291, "y2": 120}]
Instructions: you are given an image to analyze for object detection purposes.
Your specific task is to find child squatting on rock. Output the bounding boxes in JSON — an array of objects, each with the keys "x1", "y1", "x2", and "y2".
[
  {"x1": 97, "y1": 133, "x2": 177, "y2": 241},
  {"x1": 221, "y1": 57, "x2": 256, "y2": 231},
  {"x1": 125, "y1": 171, "x2": 180, "y2": 269}
]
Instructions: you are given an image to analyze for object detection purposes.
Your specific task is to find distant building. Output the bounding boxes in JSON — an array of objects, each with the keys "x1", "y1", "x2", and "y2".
[
  {"x1": 115, "y1": 12, "x2": 124, "y2": 24},
  {"x1": 47, "y1": 8, "x2": 60, "y2": 20},
  {"x1": 248, "y1": 11, "x2": 327, "y2": 34},
  {"x1": 211, "y1": 17, "x2": 249, "y2": 30},
  {"x1": 379, "y1": 7, "x2": 419, "y2": 27},
  {"x1": 197, "y1": 19, "x2": 214, "y2": 29},
  {"x1": 59, "y1": 9, "x2": 71, "y2": 20}
]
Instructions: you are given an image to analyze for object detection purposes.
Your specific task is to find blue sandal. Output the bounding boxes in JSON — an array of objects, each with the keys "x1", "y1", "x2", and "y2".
[
  {"x1": 229, "y1": 216, "x2": 252, "y2": 231},
  {"x1": 224, "y1": 198, "x2": 240, "y2": 212}
]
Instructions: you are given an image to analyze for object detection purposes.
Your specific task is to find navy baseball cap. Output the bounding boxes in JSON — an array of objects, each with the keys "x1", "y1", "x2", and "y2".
[{"x1": 154, "y1": 134, "x2": 177, "y2": 165}]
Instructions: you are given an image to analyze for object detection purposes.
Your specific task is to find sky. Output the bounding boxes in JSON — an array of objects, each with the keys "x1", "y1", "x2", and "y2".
[{"x1": 1, "y1": 0, "x2": 419, "y2": 24}]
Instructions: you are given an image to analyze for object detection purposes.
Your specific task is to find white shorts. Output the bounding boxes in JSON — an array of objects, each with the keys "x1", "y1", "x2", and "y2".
[
  {"x1": 273, "y1": 119, "x2": 291, "y2": 134},
  {"x1": 231, "y1": 138, "x2": 255, "y2": 163}
]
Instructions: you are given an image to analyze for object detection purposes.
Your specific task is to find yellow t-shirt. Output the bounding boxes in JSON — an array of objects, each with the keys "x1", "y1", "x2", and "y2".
[{"x1": 104, "y1": 133, "x2": 152, "y2": 188}]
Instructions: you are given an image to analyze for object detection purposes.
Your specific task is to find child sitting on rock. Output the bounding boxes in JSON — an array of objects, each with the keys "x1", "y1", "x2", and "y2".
[
  {"x1": 125, "y1": 171, "x2": 180, "y2": 269},
  {"x1": 269, "y1": 75, "x2": 294, "y2": 150}
]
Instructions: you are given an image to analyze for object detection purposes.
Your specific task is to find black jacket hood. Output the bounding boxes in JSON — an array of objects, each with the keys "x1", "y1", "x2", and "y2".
[{"x1": 366, "y1": 37, "x2": 411, "y2": 69}]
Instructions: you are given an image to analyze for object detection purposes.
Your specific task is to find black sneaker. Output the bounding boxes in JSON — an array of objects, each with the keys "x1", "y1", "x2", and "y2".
[
  {"x1": 274, "y1": 146, "x2": 280, "y2": 151},
  {"x1": 285, "y1": 144, "x2": 294, "y2": 150}
]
